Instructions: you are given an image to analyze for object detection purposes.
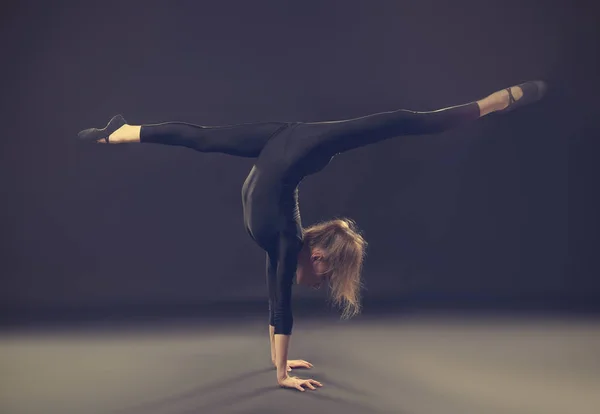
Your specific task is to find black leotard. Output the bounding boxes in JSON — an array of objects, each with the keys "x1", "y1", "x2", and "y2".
[{"x1": 140, "y1": 102, "x2": 480, "y2": 334}]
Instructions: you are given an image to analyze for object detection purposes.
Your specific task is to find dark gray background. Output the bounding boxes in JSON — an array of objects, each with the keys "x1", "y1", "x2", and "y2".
[{"x1": 1, "y1": 0, "x2": 598, "y2": 321}]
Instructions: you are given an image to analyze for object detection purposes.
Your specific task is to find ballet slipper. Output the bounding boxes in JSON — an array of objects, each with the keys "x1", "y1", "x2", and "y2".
[
  {"x1": 77, "y1": 114, "x2": 127, "y2": 143},
  {"x1": 499, "y1": 80, "x2": 547, "y2": 113}
]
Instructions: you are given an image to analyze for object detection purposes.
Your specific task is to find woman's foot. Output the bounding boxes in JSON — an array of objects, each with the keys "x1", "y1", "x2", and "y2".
[
  {"x1": 77, "y1": 115, "x2": 141, "y2": 143},
  {"x1": 106, "y1": 124, "x2": 141, "y2": 143},
  {"x1": 497, "y1": 81, "x2": 547, "y2": 113},
  {"x1": 477, "y1": 81, "x2": 547, "y2": 117}
]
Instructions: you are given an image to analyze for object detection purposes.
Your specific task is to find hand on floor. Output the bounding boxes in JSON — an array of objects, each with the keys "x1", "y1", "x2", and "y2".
[
  {"x1": 287, "y1": 359, "x2": 314, "y2": 371},
  {"x1": 278, "y1": 375, "x2": 323, "y2": 392}
]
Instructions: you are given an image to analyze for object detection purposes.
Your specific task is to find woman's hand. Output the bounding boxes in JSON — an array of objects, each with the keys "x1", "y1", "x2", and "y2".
[
  {"x1": 286, "y1": 359, "x2": 314, "y2": 371},
  {"x1": 278, "y1": 375, "x2": 323, "y2": 392},
  {"x1": 273, "y1": 359, "x2": 314, "y2": 372}
]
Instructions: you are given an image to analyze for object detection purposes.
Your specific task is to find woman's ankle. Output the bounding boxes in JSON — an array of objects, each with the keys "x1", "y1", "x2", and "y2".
[
  {"x1": 108, "y1": 125, "x2": 141, "y2": 143},
  {"x1": 477, "y1": 87, "x2": 524, "y2": 117}
]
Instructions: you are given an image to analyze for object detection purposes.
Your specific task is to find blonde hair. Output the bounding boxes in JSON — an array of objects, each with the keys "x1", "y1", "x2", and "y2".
[{"x1": 303, "y1": 218, "x2": 367, "y2": 319}]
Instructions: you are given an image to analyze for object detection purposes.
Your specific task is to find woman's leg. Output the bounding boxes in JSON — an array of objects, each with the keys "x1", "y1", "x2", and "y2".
[
  {"x1": 107, "y1": 120, "x2": 290, "y2": 158},
  {"x1": 307, "y1": 81, "x2": 545, "y2": 155}
]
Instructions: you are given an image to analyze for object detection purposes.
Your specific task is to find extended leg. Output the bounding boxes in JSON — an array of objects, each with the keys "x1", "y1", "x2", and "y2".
[
  {"x1": 305, "y1": 81, "x2": 546, "y2": 155},
  {"x1": 136, "y1": 121, "x2": 289, "y2": 157},
  {"x1": 79, "y1": 118, "x2": 290, "y2": 158}
]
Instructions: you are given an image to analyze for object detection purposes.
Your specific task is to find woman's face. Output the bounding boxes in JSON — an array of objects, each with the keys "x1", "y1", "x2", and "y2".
[{"x1": 296, "y1": 247, "x2": 330, "y2": 289}]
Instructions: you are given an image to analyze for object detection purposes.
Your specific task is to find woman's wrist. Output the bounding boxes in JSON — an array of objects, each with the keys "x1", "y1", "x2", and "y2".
[
  {"x1": 269, "y1": 326, "x2": 276, "y2": 362},
  {"x1": 269, "y1": 325, "x2": 276, "y2": 367},
  {"x1": 276, "y1": 368, "x2": 289, "y2": 382}
]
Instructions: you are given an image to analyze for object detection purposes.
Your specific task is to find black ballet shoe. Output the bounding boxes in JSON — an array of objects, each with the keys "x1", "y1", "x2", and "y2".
[
  {"x1": 498, "y1": 80, "x2": 547, "y2": 113},
  {"x1": 77, "y1": 114, "x2": 127, "y2": 143}
]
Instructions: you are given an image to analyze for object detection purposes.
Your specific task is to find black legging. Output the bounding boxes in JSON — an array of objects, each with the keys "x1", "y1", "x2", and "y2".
[{"x1": 139, "y1": 102, "x2": 480, "y2": 158}]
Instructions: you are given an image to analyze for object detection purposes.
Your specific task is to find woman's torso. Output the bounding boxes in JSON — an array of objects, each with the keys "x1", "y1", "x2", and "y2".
[{"x1": 241, "y1": 122, "x2": 336, "y2": 250}]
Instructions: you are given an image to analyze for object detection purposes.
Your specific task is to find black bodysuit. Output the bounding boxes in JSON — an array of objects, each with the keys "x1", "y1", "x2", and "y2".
[{"x1": 140, "y1": 102, "x2": 480, "y2": 335}]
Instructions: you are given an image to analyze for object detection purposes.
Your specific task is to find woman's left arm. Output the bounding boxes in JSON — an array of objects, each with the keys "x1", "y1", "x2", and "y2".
[
  {"x1": 269, "y1": 234, "x2": 299, "y2": 380},
  {"x1": 269, "y1": 234, "x2": 321, "y2": 389}
]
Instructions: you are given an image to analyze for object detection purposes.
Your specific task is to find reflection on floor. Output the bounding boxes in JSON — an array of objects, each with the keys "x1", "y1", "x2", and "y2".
[{"x1": 1, "y1": 313, "x2": 599, "y2": 414}]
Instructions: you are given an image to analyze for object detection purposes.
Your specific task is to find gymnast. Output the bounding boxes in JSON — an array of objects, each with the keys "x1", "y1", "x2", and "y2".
[{"x1": 77, "y1": 80, "x2": 546, "y2": 391}]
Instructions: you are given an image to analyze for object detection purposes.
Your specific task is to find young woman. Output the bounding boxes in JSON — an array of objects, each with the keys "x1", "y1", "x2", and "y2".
[{"x1": 77, "y1": 80, "x2": 546, "y2": 392}]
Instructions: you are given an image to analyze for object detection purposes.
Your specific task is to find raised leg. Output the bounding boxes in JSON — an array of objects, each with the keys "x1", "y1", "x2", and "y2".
[
  {"x1": 82, "y1": 118, "x2": 291, "y2": 158},
  {"x1": 305, "y1": 81, "x2": 546, "y2": 155},
  {"x1": 136, "y1": 121, "x2": 290, "y2": 158}
]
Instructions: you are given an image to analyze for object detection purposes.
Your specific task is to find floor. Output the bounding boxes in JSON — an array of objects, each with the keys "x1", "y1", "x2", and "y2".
[{"x1": 1, "y1": 313, "x2": 599, "y2": 414}]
